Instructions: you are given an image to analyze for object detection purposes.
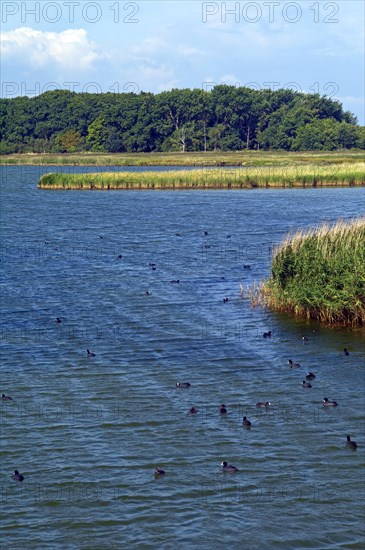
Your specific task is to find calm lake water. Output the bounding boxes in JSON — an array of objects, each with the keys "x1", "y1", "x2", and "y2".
[{"x1": 1, "y1": 166, "x2": 364, "y2": 549}]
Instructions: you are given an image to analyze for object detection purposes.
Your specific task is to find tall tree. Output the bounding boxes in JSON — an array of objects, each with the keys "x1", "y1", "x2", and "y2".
[{"x1": 0, "y1": 86, "x2": 361, "y2": 153}]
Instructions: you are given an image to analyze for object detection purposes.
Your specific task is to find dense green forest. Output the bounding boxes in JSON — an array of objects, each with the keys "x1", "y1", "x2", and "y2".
[{"x1": 0, "y1": 86, "x2": 364, "y2": 154}]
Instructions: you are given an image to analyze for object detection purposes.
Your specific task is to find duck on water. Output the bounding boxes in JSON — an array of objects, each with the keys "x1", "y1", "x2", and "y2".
[{"x1": 221, "y1": 461, "x2": 239, "y2": 473}]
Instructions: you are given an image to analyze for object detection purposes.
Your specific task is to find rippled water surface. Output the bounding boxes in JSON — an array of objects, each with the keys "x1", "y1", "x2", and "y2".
[{"x1": 1, "y1": 166, "x2": 364, "y2": 549}]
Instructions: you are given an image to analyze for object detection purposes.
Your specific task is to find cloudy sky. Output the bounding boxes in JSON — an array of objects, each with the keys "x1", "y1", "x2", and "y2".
[{"x1": 1, "y1": 0, "x2": 364, "y2": 123}]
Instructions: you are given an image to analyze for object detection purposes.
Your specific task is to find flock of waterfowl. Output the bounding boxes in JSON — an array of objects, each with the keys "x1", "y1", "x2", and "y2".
[
  {"x1": 155, "y1": 341, "x2": 358, "y2": 476},
  {"x1": 4, "y1": 327, "x2": 358, "y2": 482},
  {"x1": 3, "y1": 244, "x2": 358, "y2": 482}
]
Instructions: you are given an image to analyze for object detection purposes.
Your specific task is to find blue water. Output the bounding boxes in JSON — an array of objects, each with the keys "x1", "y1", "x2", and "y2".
[{"x1": 1, "y1": 166, "x2": 364, "y2": 549}]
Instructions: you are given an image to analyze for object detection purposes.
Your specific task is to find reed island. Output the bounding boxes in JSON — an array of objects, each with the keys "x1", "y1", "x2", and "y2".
[
  {"x1": 37, "y1": 160, "x2": 364, "y2": 190},
  {"x1": 251, "y1": 218, "x2": 365, "y2": 327}
]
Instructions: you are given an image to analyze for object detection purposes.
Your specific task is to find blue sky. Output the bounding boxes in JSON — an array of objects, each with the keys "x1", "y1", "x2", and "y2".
[{"x1": 1, "y1": 0, "x2": 364, "y2": 123}]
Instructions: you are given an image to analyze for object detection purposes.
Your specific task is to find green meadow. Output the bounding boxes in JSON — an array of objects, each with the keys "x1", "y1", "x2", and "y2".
[{"x1": 2, "y1": 150, "x2": 365, "y2": 166}]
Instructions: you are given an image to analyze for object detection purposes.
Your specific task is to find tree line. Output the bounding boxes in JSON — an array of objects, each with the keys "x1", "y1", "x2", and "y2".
[{"x1": 0, "y1": 86, "x2": 363, "y2": 154}]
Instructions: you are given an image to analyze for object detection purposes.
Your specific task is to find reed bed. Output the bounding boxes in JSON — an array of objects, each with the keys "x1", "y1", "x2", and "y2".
[
  {"x1": 3, "y1": 150, "x2": 365, "y2": 166},
  {"x1": 250, "y1": 218, "x2": 365, "y2": 327},
  {"x1": 38, "y1": 163, "x2": 365, "y2": 189}
]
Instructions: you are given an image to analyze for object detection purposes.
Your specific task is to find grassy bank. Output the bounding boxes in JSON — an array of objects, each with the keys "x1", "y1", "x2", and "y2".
[
  {"x1": 38, "y1": 163, "x2": 365, "y2": 189},
  {"x1": 250, "y1": 218, "x2": 365, "y2": 327},
  {"x1": 3, "y1": 150, "x2": 365, "y2": 166}
]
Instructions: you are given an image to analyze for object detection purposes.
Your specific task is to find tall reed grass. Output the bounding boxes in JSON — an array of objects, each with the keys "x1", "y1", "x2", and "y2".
[
  {"x1": 38, "y1": 163, "x2": 365, "y2": 189},
  {"x1": 251, "y1": 218, "x2": 365, "y2": 327}
]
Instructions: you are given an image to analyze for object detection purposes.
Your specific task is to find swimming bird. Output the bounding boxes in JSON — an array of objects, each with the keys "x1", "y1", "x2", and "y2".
[
  {"x1": 346, "y1": 435, "x2": 357, "y2": 450},
  {"x1": 242, "y1": 416, "x2": 251, "y2": 428},
  {"x1": 145, "y1": 291, "x2": 152, "y2": 296},
  {"x1": 189, "y1": 407, "x2": 198, "y2": 414},
  {"x1": 223, "y1": 297, "x2": 229, "y2": 303},
  {"x1": 56, "y1": 317, "x2": 62, "y2": 323},
  {"x1": 256, "y1": 401, "x2": 271, "y2": 408},
  {"x1": 302, "y1": 380, "x2": 312, "y2": 388},
  {"x1": 220, "y1": 404, "x2": 227, "y2": 414},
  {"x1": 170, "y1": 279, "x2": 180, "y2": 284},
  {"x1": 155, "y1": 467, "x2": 165, "y2": 476},
  {"x1": 11, "y1": 470, "x2": 24, "y2": 482},
  {"x1": 263, "y1": 331, "x2": 272, "y2": 338},
  {"x1": 323, "y1": 397, "x2": 338, "y2": 407},
  {"x1": 221, "y1": 461, "x2": 239, "y2": 472},
  {"x1": 288, "y1": 359, "x2": 301, "y2": 368},
  {"x1": 87, "y1": 349, "x2": 96, "y2": 357},
  {"x1": 302, "y1": 336, "x2": 309, "y2": 342},
  {"x1": 243, "y1": 265, "x2": 251, "y2": 269},
  {"x1": 1, "y1": 393, "x2": 13, "y2": 401},
  {"x1": 344, "y1": 348, "x2": 350, "y2": 356},
  {"x1": 176, "y1": 382, "x2": 191, "y2": 388},
  {"x1": 306, "y1": 372, "x2": 316, "y2": 380}
]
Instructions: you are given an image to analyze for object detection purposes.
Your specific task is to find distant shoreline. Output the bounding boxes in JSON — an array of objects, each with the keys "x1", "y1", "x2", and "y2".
[{"x1": 1, "y1": 150, "x2": 364, "y2": 167}]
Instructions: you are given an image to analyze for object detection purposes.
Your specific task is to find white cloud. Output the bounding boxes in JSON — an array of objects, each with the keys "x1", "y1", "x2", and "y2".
[
  {"x1": 1, "y1": 27, "x2": 103, "y2": 71},
  {"x1": 130, "y1": 37, "x2": 166, "y2": 56},
  {"x1": 134, "y1": 62, "x2": 179, "y2": 90},
  {"x1": 177, "y1": 44, "x2": 205, "y2": 56},
  {"x1": 130, "y1": 37, "x2": 205, "y2": 59},
  {"x1": 111, "y1": 37, "x2": 205, "y2": 91}
]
